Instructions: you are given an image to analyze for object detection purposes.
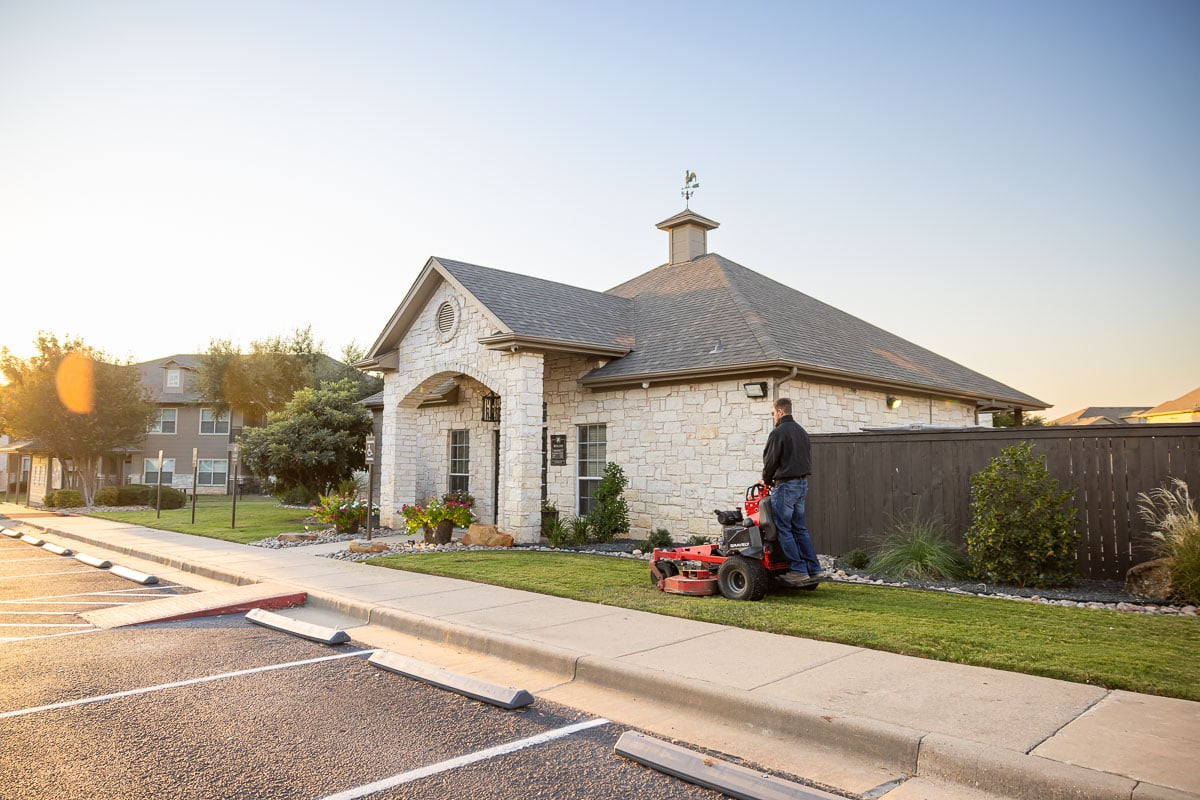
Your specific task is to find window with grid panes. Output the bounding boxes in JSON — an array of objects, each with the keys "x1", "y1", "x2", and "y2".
[
  {"x1": 577, "y1": 424, "x2": 606, "y2": 516},
  {"x1": 448, "y1": 430, "x2": 470, "y2": 494}
]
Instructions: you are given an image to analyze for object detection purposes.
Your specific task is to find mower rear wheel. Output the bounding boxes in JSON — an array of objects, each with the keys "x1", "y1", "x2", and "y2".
[
  {"x1": 717, "y1": 556, "x2": 769, "y2": 601},
  {"x1": 650, "y1": 559, "x2": 679, "y2": 588}
]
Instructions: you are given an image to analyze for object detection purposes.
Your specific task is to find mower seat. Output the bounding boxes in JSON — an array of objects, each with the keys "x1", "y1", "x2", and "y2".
[{"x1": 756, "y1": 496, "x2": 779, "y2": 543}]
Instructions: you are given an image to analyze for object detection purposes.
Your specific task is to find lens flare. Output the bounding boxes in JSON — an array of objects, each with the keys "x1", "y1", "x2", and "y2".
[{"x1": 55, "y1": 351, "x2": 95, "y2": 414}]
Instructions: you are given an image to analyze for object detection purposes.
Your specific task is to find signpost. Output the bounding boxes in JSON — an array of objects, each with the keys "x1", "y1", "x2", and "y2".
[
  {"x1": 155, "y1": 450, "x2": 164, "y2": 518},
  {"x1": 229, "y1": 442, "x2": 240, "y2": 530},
  {"x1": 364, "y1": 434, "x2": 375, "y2": 541},
  {"x1": 190, "y1": 448, "x2": 198, "y2": 525}
]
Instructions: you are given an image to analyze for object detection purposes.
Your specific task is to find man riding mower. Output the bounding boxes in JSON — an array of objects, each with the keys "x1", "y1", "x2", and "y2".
[{"x1": 649, "y1": 483, "x2": 822, "y2": 601}]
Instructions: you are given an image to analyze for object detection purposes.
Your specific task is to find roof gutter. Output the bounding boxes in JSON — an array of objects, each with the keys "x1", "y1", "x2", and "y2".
[
  {"x1": 477, "y1": 333, "x2": 630, "y2": 358},
  {"x1": 579, "y1": 359, "x2": 1048, "y2": 410}
]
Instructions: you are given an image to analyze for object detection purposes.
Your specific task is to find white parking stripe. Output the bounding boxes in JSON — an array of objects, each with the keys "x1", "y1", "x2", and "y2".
[
  {"x1": 0, "y1": 570, "x2": 94, "y2": 580},
  {"x1": 0, "y1": 649, "x2": 378, "y2": 719},
  {"x1": 0, "y1": 611, "x2": 82, "y2": 615},
  {"x1": 0, "y1": 629, "x2": 102, "y2": 643},
  {"x1": 0, "y1": 557, "x2": 65, "y2": 563},
  {"x1": 0, "y1": 623, "x2": 92, "y2": 627},
  {"x1": 318, "y1": 718, "x2": 612, "y2": 800}
]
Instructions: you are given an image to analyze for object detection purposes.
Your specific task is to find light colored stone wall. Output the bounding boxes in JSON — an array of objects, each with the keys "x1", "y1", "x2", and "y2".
[
  {"x1": 541, "y1": 357, "x2": 977, "y2": 541},
  {"x1": 378, "y1": 279, "x2": 541, "y2": 540},
  {"x1": 376, "y1": 276, "x2": 977, "y2": 544}
]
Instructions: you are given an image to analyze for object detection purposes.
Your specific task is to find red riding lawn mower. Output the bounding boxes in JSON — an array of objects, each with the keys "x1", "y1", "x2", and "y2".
[{"x1": 650, "y1": 483, "x2": 820, "y2": 601}]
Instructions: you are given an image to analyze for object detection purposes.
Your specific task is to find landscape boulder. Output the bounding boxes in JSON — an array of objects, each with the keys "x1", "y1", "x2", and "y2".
[
  {"x1": 1125, "y1": 557, "x2": 1172, "y2": 601},
  {"x1": 462, "y1": 524, "x2": 514, "y2": 548}
]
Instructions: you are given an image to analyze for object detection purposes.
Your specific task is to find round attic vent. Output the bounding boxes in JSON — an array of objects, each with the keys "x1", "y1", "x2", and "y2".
[{"x1": 435, "y1": 300, "x2": 459, "y2": 341}]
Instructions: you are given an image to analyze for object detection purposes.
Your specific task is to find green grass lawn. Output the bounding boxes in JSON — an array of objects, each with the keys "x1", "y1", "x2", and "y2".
[
  {"x1": 86, "y1": 495, "x2": 311, "y2": 544},
  {"x1": 367, "y1": 550, "x2": 1200, "y2": 702}
]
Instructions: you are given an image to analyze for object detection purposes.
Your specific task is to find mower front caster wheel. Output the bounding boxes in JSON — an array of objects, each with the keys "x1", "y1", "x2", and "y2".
[
  {"x1": 717, "y1": 555, "x2": 769, "y2": 601},
  {"x1": 650, "y1": 559, "x2": 679, "y2": 588}
]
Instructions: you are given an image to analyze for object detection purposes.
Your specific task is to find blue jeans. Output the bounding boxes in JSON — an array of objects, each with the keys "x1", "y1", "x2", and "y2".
[{"x1": 770, "y1": 478, "x2": 820, "y2": 575}]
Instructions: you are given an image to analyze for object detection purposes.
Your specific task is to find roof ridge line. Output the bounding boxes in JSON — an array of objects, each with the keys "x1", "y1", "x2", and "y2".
[{"x1": 709, "y1": 254, "x2": 783, "y2": 361}]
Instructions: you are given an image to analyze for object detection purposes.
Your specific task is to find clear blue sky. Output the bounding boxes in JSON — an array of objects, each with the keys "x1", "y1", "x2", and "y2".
[{"x1": 2, "y1": 0, "x2": 1197, "y2": 419}]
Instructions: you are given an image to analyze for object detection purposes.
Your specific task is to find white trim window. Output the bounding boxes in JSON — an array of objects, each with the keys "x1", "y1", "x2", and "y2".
[
  {"x1": 149, "y1": 408, "x2": 177, "y2": 434},
  {"x1": 197, "y1": 459, "x2": 228, "y2": 488},
  {"x1": 166, "y1": 368, "x2": 181, "y2": 389},
  {"x1": 448, "y1": 430, "x2": 469, "y2": 495},
  {"x1": 144, "y1": 458, "x2": 175, "y2": 486},
  {"x1": 200, "y1": 409, "x2": 230, "y2": 435},
  {"x1": 577, "y1": 424, "x2": 606, "y2": 516}
]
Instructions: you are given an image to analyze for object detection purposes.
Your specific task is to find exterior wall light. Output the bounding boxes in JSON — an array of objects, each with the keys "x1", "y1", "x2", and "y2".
[
  {"x1": 743, "y1": 382, "x2": 768, "y2": 399},
  {"x1": 482, "y1": 393, "x2": 501, "y2": 422},
  {"x1": 887, "y1": 396, "x2": 902, "y2": 410}
]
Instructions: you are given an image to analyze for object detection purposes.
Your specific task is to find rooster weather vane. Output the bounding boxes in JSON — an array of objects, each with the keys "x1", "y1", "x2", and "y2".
[{"x1": 681, "y1": 170, "x2": 699, "y2": 208}]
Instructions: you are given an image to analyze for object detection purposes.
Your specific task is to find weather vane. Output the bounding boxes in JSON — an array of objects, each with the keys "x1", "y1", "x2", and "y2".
[{"x1": 681, "y1": 170, "x2": 699, "y2": 208}]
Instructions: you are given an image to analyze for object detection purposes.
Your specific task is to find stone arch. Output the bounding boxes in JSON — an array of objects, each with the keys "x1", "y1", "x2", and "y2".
[{"x1": 396, "y1": 361, "x2": 500, "y2": 408}]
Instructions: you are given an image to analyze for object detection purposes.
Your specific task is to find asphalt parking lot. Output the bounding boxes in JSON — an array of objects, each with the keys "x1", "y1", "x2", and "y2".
[{"x1": 0, "y1": 532, "x2": 823, "y2": 800}]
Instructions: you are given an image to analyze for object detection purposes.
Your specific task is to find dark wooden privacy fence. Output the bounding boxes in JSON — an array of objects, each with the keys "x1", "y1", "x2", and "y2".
[{"x1": 808, "y1": 424, "x2": 1200, "y2": 580}]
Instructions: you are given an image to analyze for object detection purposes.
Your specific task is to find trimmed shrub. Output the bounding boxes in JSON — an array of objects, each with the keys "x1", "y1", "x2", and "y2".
[
  {"x1": 966, "y1": 442, "x2": 1078, "y2": 588},
  {"x1": 646, "y1": 528, "x2": 674, "y2": 549},
  {"x1": 118, "y1": 485, "x2": 153, "y2": 505},
  {"x1": 42, "y1": 490, "x2": 59, "y2": 508},
  {"x1": 94, "y1": 487, "x2": 120, "y2": 506},
  {"x1": 53, "y1": 489, "x2": 83, "y2": 508},
  {"x1": 278, "y1": 485, "x2": 315, "y2": 506},
  {"x1": 589, "y1": 462, "x2": 629, "y2": 543},
  {"x1": 159, "y1": 487, "x2": 187, "y2": 510},
  {"x1": 686, "y1": 535, "x2": 711, "y2": 546},
  {"x1": 1138, "y1": 478, "x2": 1200, "y2": 605},
  {"x1": 870, "y1": 510, "x2": 967, "y2": 580}
]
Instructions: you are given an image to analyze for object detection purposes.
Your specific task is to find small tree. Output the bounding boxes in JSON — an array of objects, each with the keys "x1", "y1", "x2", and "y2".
[
  {"x1": 238, "y1": 378, "x2": 372, "y2": 499},
  {"x1": 589, "y1": 462, "x2": 629, "y2": 542},
  {"x1": 0, "y1": 334, "x2": 155, "y2": 505},
  {"x1": 965, "y1": 442, "x2": 1078, "y2": 587}
]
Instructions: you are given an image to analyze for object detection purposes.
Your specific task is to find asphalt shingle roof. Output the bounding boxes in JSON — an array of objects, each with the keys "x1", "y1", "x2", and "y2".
[
  {"x1": 436, "y1": 258, "x2": 634, "y2": 350},
  {"x1": 391, "y1": 251, "x2": 1045, "y2": 408}
]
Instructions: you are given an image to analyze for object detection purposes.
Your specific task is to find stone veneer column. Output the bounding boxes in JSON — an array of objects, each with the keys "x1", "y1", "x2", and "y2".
[
  {"x1": 380, "y1": 401, "x2": 419, "y2": 529},
  {"x1": 499, "y1": 353, "x2": 544, "y2": 543}
]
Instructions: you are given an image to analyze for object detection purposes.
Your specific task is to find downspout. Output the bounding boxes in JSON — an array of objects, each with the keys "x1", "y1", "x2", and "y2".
[{"x1": 772, "y1": 368, "x2": 799, "y2": 402}]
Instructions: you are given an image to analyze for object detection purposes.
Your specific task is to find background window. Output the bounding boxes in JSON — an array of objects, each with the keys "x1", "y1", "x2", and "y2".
[
  {"x1": 200, "y1": 409, "x2": 230, "y2": 435},
  {"x1": 448, "y1": 430, "x2": 470, "y2": 494},
  {"x1": 144, "y1": 458, "x2": 175, "y2": 486},
  {"x1": 149, "y1": 409, "x2": 177, "y2": 434},
  {"x1": 166, "y1": 368, "x2": 181, "y2": 388},
  {"x1": 577, "y1": 424, "x2": 606, "y2": 516},
  {"x1": 197, "y1": 459, "x2": 228, "y2": 487}
]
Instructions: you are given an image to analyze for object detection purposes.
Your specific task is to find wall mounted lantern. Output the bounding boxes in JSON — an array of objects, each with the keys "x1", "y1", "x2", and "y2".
[
  {"x1": 887, "y1": 396, "x2": 902, "y2": 410},
  {"x1": 743, "y1": 382, "x2": 768, "y2": 399},
  {"x1": 481, "y1": 393, "x2": 501, "y2": 423}
]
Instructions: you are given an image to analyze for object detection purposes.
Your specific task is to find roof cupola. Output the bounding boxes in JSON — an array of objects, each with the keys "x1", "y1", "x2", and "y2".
[{"x1": 656, "y1": 209, "x2": 720, "y2": 265}]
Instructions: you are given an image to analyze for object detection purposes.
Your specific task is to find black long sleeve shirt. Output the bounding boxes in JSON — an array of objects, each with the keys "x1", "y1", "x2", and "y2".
[{"x1": 762, "y1": 414, "x2": 812, "y2": 484}]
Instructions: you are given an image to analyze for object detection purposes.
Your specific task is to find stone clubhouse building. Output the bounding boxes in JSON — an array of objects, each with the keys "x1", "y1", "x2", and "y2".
[{"x1": 359, "y1": 209, "x2": 1045, "y2": 543}]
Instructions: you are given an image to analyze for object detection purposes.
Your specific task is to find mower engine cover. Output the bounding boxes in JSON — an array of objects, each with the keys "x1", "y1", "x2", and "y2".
[{"x1": 720, "y1": 524, "x2": 764, "y2": 559}]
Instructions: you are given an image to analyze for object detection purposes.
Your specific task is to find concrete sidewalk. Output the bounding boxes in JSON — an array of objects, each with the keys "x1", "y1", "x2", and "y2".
[{"x1": 2, "y1": 503, "x2": 1196, "y2": 800}]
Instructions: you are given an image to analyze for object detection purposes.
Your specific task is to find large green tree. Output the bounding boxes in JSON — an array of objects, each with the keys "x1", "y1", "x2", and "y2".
[
  {"x1": 197, "y1": 327, "x2": 381, "y2": 423},
  {"x1": 0, "y1": 334, "x2": 155, "y2": 504},
  {"x1": 238, "y1": 378, "x2": 373, "y2": 499}
]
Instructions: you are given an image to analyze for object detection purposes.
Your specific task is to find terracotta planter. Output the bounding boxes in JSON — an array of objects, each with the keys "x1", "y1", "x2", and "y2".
[{"x1": 334, "y1": 521, "x2": 360, "y2": 535}]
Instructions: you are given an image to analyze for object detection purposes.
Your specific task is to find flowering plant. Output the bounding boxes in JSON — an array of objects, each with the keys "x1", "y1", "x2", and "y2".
[
  {"x1": 398, "y1": 496, "x2": 475, "y2": 535},
  {"x1": 312, "y1": 493, "x2": 377, "y2": 532}
]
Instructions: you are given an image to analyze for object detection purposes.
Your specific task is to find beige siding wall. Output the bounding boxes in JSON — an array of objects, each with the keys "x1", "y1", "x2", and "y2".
[{"x1": 136, "y1": 404, "x2": 243, "y2": 494}]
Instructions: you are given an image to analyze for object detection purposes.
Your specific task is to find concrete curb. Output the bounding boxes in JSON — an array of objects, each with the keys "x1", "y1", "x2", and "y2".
[{"x1": 8, "y1": 513, "x2": 1196, "y2": 800}]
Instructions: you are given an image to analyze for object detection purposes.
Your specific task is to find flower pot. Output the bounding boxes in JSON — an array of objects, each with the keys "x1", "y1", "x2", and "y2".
[
  {"x1": 335, "y1": 521, "x2": 360, "y2": 535},
  {"x1": 433, "y1": 519, "x2": 454, "y2": 544}
]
